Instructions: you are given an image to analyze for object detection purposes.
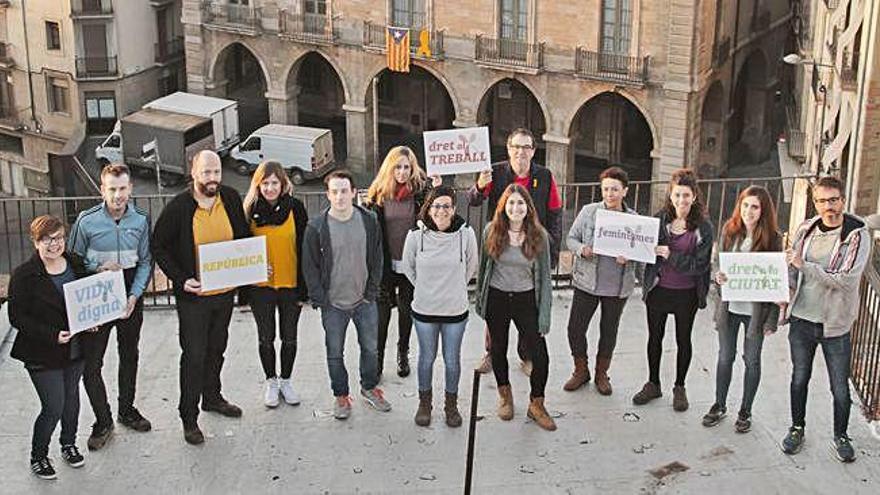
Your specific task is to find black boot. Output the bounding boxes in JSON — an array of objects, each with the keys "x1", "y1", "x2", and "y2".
[{"x1": 397, "y1": 350, "x2": 411, "y2": 378}]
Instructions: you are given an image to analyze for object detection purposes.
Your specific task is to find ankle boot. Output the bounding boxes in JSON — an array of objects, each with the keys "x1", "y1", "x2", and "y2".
[
  {"x1": 563, "y1": 356, "x2": 591, "y2": 391},
  {"x1": 414, "y1": 390, "x2": 432, "y2": 426},
  {"x1": 594, "y1": 357, "x2": 613, "y2": 396},
  {"x1": 444, "y1": 392, "x2": 462, "y2": 427},
  {"x1": 497, "y1": 385, "x2": 514, "y2": 421},
  {"x1": 527, "y1": 397, "x2": 557, "y2": 431},
  {"x1": 397, "y1": 350, "x2": 411, "y2": 378}
]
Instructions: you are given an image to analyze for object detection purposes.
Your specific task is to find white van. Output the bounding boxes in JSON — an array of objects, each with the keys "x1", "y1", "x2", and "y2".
[{"x1": 230, "y1": 124, "x2": 335, "y2": 184}]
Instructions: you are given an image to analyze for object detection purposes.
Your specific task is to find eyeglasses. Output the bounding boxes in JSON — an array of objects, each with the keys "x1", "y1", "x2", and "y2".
[
  {"x1": 507, "y1": 144, "x2": 534, "y2": 151},
  {"x1": 38, "y1": 234, "x2": 65, "y2": 246},
  {"x1": 813, "y1": 196, "x2": 841, "y2": 206},
  {"x1": 430, "y1": 204, "x2": 453, "y2": 210}
]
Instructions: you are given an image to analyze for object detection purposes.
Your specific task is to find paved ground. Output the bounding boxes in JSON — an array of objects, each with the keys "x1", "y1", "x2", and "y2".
[{"x1": 1, "y1": 290, "x2": 878, "y2": 494}]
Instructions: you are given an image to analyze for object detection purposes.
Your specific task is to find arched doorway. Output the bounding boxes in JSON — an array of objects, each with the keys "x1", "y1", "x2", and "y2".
[
  {"x1": 212, "y1": 43, "x2": 269, "y2": 137},
  {"x1": 698, "y1": 81, "x2": 725, "y2": 177},
  {"x1": 729, "y1": 50, "x2": 772, "y2": 168},
  {"x1": 477, "y1": 79, "x2": 547, "y2": 165},
  {"x1": 369, "y1": 66, "x2": 455, "y2": 169},
  {"x1": 288, "y1": 52, "x2": 348, "y2": 163}
]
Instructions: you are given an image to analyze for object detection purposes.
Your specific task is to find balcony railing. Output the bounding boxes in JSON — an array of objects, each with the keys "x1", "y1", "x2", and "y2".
[
  {"x1": 154, "y1": 36, "x2": 184, "y2": 64},
  {"x1": 0, "y1": 100, "x2": 16, "y2": 124},
  {"x1": 362, "y1": 21, "x2": 444, "y2": 59},
  {"x1": 280, "y1": 11, "x2": 335, "y2": 44},
  {"x1": 201, "y1": 1, "x2": 261, "y2": 32},
  {"x1": 841, "y1": 57, "x2": 859, "y2": 90},
  {"x1": 712, "y1": 37, "x2": 731, "y2": 68},
  {"x1": 575, "y1": 48, "x2": 649, "y2": 86},
  {"x1": 71, "y1": 1, "x2": 113, "y2": 17},
  {"x1": 75, "y1": 55, "x2": 118, "y2": 78},
  {"x1": 825, "y1": 0, "x2": 840, "y2": 10},
  {"x1": 475, "y1": 35, "x2": 543, "y2": 72},
  {"x1": 0, "y1": 42, "x2": 13, "y2": 66},
  {"x1": 785, "y1": 95, "x2": 806, "y2": 161}
]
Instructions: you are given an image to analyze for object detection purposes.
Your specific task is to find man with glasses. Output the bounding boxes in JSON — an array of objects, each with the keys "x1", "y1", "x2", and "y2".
[
  {"x1": 68, "y1": 164, "x2": 153, "y2": 451},
  {"x1": 782, "y1": 176, "x2": 871, "y2": 462},
  {"x1": 468, "y1": 127, "x2": 562, "y2": 374}
]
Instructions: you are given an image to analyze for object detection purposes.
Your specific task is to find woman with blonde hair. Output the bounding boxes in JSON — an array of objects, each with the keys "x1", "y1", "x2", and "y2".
[
  {"x1": 243, "y1": 161, "x2": 309, "y2": 408},
  {"x1": 475, "y1": 184, "x2": 556, "y2": 431},
  {"x1": 365, "y1": 146, "x2": 440, "y2": 379}
]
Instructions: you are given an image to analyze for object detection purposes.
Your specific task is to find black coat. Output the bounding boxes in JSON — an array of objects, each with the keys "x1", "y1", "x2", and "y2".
[
  {"x1": 9, "y1": 252, "x2": 89, "y2": 369},
  {"x1": 151, "y1": 185, "x2": 251, "y2": 301}
]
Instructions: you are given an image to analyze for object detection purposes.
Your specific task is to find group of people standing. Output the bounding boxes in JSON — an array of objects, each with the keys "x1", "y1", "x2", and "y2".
[{"x1": 6, "y1": 126, "x2": 871, "y2": 481}]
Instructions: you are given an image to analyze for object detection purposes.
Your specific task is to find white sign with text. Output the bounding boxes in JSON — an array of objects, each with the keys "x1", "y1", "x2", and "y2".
[
  {"x1": 423, "y1": 127, "x2": 492, "y2": 176},
  {"x1": 719, "y1": 252, "x2": 789, "y2": 302},
  {"x1": 592, "y1": 209, "x2": 660, "y2": 264},
  {"x1": 64, "y1": 270, "x2": 127, "y2": 334},
  {"x1": 198, "y1": 236, "x2": 268, "y2": 292}
]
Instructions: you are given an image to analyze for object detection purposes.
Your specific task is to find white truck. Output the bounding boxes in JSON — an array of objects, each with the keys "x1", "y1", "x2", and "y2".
[
  {"x1": 230, "y1": 124, "x2": 335, "y2": 185},
  {"x1": 143, "y1": 92, "x2": 239, "y2": 155}
]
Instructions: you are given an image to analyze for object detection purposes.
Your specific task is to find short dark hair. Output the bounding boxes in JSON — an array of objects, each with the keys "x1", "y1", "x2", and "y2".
[
  {"x1": 101, "y1": 163, "x2": 130, "y2": 181},
  {"x1": 506, "y1": 128, "x2": 534, "y2": 147},
  {"x1": 30, "y1": 215, "x2": 65, "y2": 242},
  {"x1": 813, "y1": 175, "x2": 845, "y2": 197},
  {"x1": 324, "y1": 169, "x2": 355, "y2": 189},
  {"x1": 419, "y1": 185, "x2": 457, "y2": 230},
  {"x1": 599, "y1": 166, "x2": 629, "y2": 188}
]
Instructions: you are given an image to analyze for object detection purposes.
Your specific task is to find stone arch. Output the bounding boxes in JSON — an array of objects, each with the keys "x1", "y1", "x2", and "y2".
[
  {"x1": 729, "y1": 48, "x2": 772, "y2": 167},
  {"x1": 477, "y1": 77, "x2": 549, "y2": 163},
  {"x1": 283, "y1": 49, "x2": 352, "y2": 104},
  {"x1": 698, "y1": 80, "x2": 726, "y2": 176},
  {"x1": 564, "y1": 89, "x2": 659, "y2": 154},
  {"x1": 477, "y1": 75, "x2": 550, "y2": 134},
  {"x1": 207, "y1": 40, "x2": 273, "y2": 91},
  {"x1": 362, "y1": 61, "x2": 461, "y2": 120},
  {"x1": 206, "y1": 41, "x2": 271, "y2": 137}
]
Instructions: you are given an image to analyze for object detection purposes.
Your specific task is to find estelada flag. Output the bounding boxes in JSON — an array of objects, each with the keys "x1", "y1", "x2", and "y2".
[{"x1": 386, "y1": 27, "x2": 410, "y2": 73}]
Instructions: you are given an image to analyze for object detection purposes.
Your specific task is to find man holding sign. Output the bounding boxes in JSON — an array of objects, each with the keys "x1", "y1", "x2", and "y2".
[
  {"x1": 468, "y1": 128, "x2": 562, "y2": 375},
  {"x1": 68, "y1": 164, "x2": 153, "y2": 450},
  {"x1": 152, "y1": 150, "x2": 251, "y2": 445}
]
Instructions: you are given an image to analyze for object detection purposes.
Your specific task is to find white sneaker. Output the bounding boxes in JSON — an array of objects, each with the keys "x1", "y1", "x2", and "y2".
[
  {"x1": 279, "y1": 378, "x2": 301, "y2": 406},
  {"x1": 264, "y1": 378, "x2": 280, "y2": 408}
]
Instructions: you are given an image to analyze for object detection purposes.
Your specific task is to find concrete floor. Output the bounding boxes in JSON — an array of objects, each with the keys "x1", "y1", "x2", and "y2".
[{"x1": 0, "y1": 290, "x2": 878, "y2": 494}]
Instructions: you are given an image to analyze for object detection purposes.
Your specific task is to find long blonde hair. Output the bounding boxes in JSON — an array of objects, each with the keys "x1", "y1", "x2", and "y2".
[
  {"x1": 365, "y1": 146, "x2": 427, "y2": 206},
  {"x1": 243, "y1": 160, "x2": 293, "y2": 216}
]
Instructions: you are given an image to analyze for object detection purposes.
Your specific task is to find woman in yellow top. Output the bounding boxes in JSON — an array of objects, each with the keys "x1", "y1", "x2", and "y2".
[{"x1": 243, "y1": 160, "x2": 309, "y2": 408}]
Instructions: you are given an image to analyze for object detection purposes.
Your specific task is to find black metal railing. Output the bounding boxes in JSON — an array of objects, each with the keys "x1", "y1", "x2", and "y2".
[
  {"x1": 825, "y1": 0, "x2": 840, "y2": 10},
  {"x1": 712, "y1": 37, "x2": 731, "y2": 68},
  {"x1": 851, "y1": 256, "x2": 880, "y2": 421},
  {"x1": 71, "y1": 0, "x2": 113, "y2": 16},
  {"x1": 362, "y1": 21, "x2": 444, "y2": 59},
  {"x1": 201, "y1": 1, "x2": 261, "y2": 31},
  {"x1": 75, "y1": 55, "x2": 118, "y2": 78},
  {"x1": 154, "y1": 36, "x2": 184, "y2": 64},
  {"x1": 280, "y1": 11, "x2": 334, "y2": 44},
  {"x1": 785, "y1": 95, "x2": 807, "y2": 160},
  {"x1": 475, "y1": 35, "x2": 543, "y2": 71},
  {"x1": 575, "y1": 48, "x2": 649, "y2": 85}
]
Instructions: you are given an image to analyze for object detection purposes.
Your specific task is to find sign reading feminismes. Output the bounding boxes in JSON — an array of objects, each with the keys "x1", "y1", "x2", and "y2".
[
  {"x1": 423, "y1": 127, "x2": 492, "y2": 176},
  {"x1": 719, "y1": 252, "x2": 789, "y2": 302},
  {"x1": 592, "y1": 209, "x2": 660, "y2": 264},
  {"x1": 198, "y1": 236, "x2": 268, "y2": 292}
]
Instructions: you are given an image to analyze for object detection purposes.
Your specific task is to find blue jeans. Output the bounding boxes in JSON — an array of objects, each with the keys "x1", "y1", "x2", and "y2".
[
  {"x1": 413, "y1": 318, "x2": 468, "y2": 394},
  {"x1": 715, "y1": 312, "x2": 765, "y2": 413},
  {"x1": 320, "y1": 301, "x2": 379, "y2": 397},
  {"x1": 28, "y1": 360, "x2": 85, "y2": 459},
  {"x1": 789, "y1": 317, "x2": 852, "y2": 437}
]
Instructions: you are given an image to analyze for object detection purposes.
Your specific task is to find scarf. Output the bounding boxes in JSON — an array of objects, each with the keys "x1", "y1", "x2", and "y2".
[
  {"x1": 394, "y1": 183, "x2": 413, "y2": 202},
  {"x1": 251, "y1": 194, "x2": 293, "y2": 227}
]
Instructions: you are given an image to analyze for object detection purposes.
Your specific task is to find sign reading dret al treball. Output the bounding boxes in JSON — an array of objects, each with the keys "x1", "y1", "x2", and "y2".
[
  {"x1": 719, "y1": 252, "x2": 789, "y2": 303},
  {"x1": 64, "y1": 269, "x2": 127, "y2": 335},
  {"x1": 423, "y1": 127, "x2": 492, "y2": 176},
  {"x1": 592, "y1": 209, "x2": 660, "y2": 264},
  {"x1": 198, "y1": 236, "x2": 268, "y2": 293}
]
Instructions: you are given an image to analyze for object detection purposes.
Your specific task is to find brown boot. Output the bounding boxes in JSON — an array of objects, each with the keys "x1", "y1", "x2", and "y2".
[
  {"x1": 563, "y1": 356, "x2": 591, "y2": 391},
  {"x1": 527, "y1": 397, "x2": 557, "y2": 431},
  {"x1": 497, "y1": 385, "x2": 514, "y2": 420},
  {"x1": 414, "y1": 390, "x2": 432, "y2": 427},
  {"x1": 444, "y1": 392, "x2": 462, "y2": 428},
  {"x1": 594, "y1": 357, "x2": 613, "y2": 396}
]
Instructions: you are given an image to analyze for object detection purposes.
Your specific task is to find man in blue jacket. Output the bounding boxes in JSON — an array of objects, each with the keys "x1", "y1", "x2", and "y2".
[{"x1": 69, "y1": 164, "x2": 153, "y2": 451}]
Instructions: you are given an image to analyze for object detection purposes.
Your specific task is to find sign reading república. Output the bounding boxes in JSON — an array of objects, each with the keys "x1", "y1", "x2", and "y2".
[
  {"x1": 719, "y1": 252, "x2": 790, "y2": 303},
  {"x1": 592, "y1": 209, "x2": 660, "y2": 264},
  {"x1": 198, "y1": 236, "x2": 268, "y2": 292},
  {"x1": 63, "y1": 269, "x2": 127, "y2": 335}
]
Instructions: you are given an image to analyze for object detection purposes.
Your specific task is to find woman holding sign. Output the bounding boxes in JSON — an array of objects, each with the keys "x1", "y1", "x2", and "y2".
[
  {"x1": 702, "y1": 186, "x2": 782, "y2": 432},
  {"x1": 243, "y1": 161, "x2": 309, "y2": 408},
  {"x1": 365, "y1": 146, "x2": 441, "y2": 379},
  {"x1": 8, "y1": 215, "x2": 91, "y2": 479},
  {"x1": 634, "y1": 169, "x2": 713, "y2": 412},
  {"x1": 476, "y1": 184, "x2": 556, "y2": 431}
]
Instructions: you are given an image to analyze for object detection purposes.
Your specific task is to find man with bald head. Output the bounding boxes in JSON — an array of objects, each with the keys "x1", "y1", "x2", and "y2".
[{"x1": 152, "y1": 150, "x2": 250, "y2": 444}]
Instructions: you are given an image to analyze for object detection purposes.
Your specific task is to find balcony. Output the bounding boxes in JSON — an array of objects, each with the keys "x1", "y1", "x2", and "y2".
[
  {"x1": 0, "y1": 42, "x2": 14, "y2": 68},
  {"x1": 280, "y1": 11, "x2": 336, "y2": 45},
  {"x1": 0, "y1": 100, "x2": 17, "y2": 126},
  {"x1": 362, "y1": 21, "x2": 444, "y2": 60},
  {"x1": 155, "y1": 36, "x2": 185, "y2": 65},
  {"x1": 75, "y1": 55, "x2": 118, "y2": 79},
  {"x1": 712, "y1": 37, "x2": 731, "y2": 68},
  {"x1": 575, "y1": 48, "x2": 649, "y2": 86},
  {"x1": 825, "y1": 0, "x2": 840, "y2": 10},
  {"x1": 785, "y1": 95, "x2": 806, "y2": 161},
  {"x1": 841, "y1": 53, "x2": 859, "y2": 90},
  {"x1": 201, "y1": 1, "x2": 262, "y2": 34},
  {"x1": 475, "y1": 35, "x2": 543, "y2": 73},
  {"x1": 70, "y1": 1, "x2": 114, "y2": 18}
]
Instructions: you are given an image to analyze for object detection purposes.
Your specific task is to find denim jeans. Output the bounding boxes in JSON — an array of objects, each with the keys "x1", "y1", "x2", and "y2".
[
  {"x1": 413, "y1": 318, "x2": 468, "y2": 394},
  {"x1": 789, "y1": 317, "x2": 852, "y2": 437},
  {"x1": 715, "y1": 312, "x2": 765, "y2": 413},
  {"x1": 27, "y1": 360, "x2": 85, "y2": 460},
  {"x1": 320, "y1": 301, "x2": 379, "y2": 397}
]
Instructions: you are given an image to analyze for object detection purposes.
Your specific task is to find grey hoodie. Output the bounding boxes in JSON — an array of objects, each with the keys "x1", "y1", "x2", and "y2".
[{"x1": 401, "y1": 215, "x2": 479, "y2": 318}]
